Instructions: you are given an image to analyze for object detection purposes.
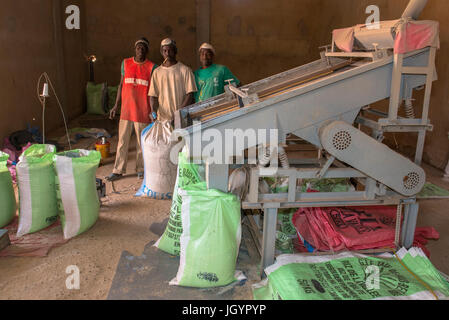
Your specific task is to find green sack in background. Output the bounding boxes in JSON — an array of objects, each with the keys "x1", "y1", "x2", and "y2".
[
  {"x1": 253, "y1": 248, "x2": 449, "y2": 300},
  {"x1": 54, "y1": 150, "x2": 101, "y2": 239},
  {"x1": 86, "y1": 82, "x2": 107, "y2": 115},
  {"x1": 107, "y1": 85, "x2": 119, "y2": 113},
  {"x1": 16, "y1": 144, "x2": 58, "y2": 237},
  {"x1": 155, "y1": 151, "x2": 206, "y2": 256},
  {"x1": 0, "y1": 152, "x2": 16, "y2": 228},
  {"x1": 170, "y1": 189, "x2": 246, "y2": 288}
]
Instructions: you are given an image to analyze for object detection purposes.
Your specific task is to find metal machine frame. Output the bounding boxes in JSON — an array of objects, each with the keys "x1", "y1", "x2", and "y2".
[{"x1": 174, "y1": 1, "x2": 437, "y2": 274}]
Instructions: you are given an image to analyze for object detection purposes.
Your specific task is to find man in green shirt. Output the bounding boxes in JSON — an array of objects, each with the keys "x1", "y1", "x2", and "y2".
[{"x1": 194, "y1": 43, "x2": 240, "y2": 102}]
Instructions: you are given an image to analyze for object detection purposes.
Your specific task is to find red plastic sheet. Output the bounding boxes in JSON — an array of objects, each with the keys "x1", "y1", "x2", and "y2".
[
  {"x1": 292, "y1": 206, "x2": 439, "y2": 257},
  {"x1": 0, "y1": 217, "x2": 68, "y2": 257}
]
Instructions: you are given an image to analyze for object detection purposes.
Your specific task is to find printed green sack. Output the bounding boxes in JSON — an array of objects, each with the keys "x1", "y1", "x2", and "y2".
[
  {"x1": 54, "y1": 150, "x2": 101, "y2": 239},
  {"x1": 0, "y1": 152, "x2": 16, "y2": 228},
  {"x1": 16, "y1": 144, "x2": 58, "y2": 237},
  {"x1": 155, "y1": 151, "x2": 206, "y2": 255},
  {"x1": 253, "y1": 248, "x2": 449, "y2": 300},
  {"x1": 170, "y1": 189, "x2": 245, "y2": 288}
]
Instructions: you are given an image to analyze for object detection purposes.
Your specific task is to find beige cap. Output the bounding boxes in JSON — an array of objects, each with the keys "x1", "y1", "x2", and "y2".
[
  {"x1": 161, "y1": 38, "x2": 177, "y2": 48},
  {"x1": 199, "y1": 42, "x2": 216, "y2": 55}
]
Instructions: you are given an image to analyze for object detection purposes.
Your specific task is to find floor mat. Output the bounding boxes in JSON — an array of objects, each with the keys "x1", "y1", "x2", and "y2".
[{"x1": 107, "y1": 221, "x2": 259, "y2": 300}]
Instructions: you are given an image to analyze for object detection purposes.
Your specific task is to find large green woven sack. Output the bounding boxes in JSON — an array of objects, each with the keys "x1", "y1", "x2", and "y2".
[
  {"x1": 0, "y1": 152, "x2": 16, "y2": 228},
  {"x1": 54, "y1": 150, "x2": 101, "y2": 239},
  {"x1": 253, "y1": 248, "x2": 449, "y2": 300},
  {"x1": 86, "y1": 82, "x2": 107, "y2": 115},
  {"x1": 155, "y1": 151, "x2": 206, "y2": 256},
  {"x1": 170, "y1": 189, "x2": 245, "y2": 288},
  {"x1": 16, "y1": 144, "x2": 58, "y2": 237}
]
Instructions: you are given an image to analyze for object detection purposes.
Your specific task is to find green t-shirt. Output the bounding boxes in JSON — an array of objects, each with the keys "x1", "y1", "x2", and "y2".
[{"x1": 194, "y1": 64, "x2": 240, "y2": 102}]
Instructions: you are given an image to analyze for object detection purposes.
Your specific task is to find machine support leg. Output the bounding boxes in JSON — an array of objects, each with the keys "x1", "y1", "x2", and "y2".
[
  {"x1": 261, "y1": 207, "x2": 278, "y2": 277},
  {"x1": 401, "y1": 202, "x2": 419, "y2": 249},
  {"x1": 415, "y1": 130, "x2": 426, "y2": 165}
]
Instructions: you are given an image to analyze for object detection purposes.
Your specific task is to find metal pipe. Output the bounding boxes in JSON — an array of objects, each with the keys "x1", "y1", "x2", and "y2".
[{"x1": 402, "y1": 0, "x2": 428, "y2": 20}]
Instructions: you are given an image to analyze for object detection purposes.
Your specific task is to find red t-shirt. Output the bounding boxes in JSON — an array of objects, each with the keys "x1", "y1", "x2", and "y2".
[{"x1": 120, "y1": 58, "x2": 157, "y2": 124}]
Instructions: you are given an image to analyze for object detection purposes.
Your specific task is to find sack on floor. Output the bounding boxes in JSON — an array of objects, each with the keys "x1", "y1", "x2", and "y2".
[
  {"x1": 136, "y1": 121, "x2": 177, "y2": 200},
  {"x1": 253, "y1": 248, "x2": 449, "y2": 300},
  {"x1": 0, "y1": 152, "x2": 16, "y2": 228},
  {"x1": 155, "y1": 150, "x2": 206, "y2": 255},
  {"x1": 16, "y1": 144, "x2": 58, "y2": 237},
  {"x1": 86, "y1": 82, "x2": 107, "y2": 115},
  {"x1": 54, "y1": 150, "x2": 101, "y2": 239},
  {"x1": 170, "y1": 189, "x2": 245, "y2": 288}
]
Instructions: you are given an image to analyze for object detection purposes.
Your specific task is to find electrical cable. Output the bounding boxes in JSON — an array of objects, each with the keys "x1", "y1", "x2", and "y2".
[
  {"x1": 37, "y1": 72, "x2": 72, "y2": 150},
  {"x1": 392, "y1": 248, "x2": 439, "y2": 300}
]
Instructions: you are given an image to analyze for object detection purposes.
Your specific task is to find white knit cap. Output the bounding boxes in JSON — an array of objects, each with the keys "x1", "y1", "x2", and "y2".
[{"x1": 199, "y1": 43, "x2": 216, "y2": 55}]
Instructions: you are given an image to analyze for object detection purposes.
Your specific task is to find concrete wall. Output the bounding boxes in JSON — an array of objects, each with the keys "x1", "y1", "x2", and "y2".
[
  {"x1": 0, "y1": 0, "x2": 86, "y2": 143},
  {"x1": 84, "y1": 0, "x2": 197, "y2": 87},
  {"x1": 210, "y1": 0, "x2": 449, "y2": 169}
]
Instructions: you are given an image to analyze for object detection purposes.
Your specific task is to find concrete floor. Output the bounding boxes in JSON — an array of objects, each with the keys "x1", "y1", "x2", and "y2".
[{"x1": 0, "y1": 117, "x2": 448, "y2": 300}]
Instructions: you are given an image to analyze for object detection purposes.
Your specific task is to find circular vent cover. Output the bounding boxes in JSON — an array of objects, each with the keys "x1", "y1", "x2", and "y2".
[
  {"x1": 403, "y1": 172, "x2": 420, "y2": 190},
  {"x1": 332, "y1": 131, "x2": 352, "y2": 151}
]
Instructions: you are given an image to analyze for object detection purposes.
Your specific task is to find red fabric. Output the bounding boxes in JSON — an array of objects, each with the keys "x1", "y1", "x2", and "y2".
[
  {"x1": 0, "y1": 217, "x2": 68, "y2": 257},
  {"x1": 332, "y1": 26, "x2": 356, "y2": 53},
  {"x1": 121, "y1": 58, "x2": 155, "y2": 124},
  {"x1": 394, "y1": 20, "x2": 440, "y2": 54},
  {"x1": 292, "y1": 206, "x2": 439, "y2": 257},
  {"x1": 332, "y1": 20, "x2": 439, "y2": 55}
]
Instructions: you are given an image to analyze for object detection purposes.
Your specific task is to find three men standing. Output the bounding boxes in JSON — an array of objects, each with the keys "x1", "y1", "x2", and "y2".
[{"x1": 107, "y1": 38, "x2": 240, "y2": 182}]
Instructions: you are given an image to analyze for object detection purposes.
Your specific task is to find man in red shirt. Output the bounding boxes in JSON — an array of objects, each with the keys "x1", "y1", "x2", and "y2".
[{"x1": 107, "y1": 37, "x2": 158, "y2": 182}]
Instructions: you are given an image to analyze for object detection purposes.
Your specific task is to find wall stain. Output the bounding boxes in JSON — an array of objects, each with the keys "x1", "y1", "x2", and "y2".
[
  {"x1": 164, "y1": 26, "x2": 173, "y2": 36},
  {"x1": 227, "y1": 16, "x2": 242, "y2": 36}
]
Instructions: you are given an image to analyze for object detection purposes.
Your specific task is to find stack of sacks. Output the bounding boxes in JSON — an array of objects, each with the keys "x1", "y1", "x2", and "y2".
[{"x1": 292, "y1": 206, "x2": 439, "y2": 257}]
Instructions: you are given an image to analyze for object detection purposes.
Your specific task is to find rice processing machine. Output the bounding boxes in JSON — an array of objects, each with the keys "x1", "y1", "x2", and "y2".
[{"x1": 174, "y1": 0, "x2": 440, "y2": 274}]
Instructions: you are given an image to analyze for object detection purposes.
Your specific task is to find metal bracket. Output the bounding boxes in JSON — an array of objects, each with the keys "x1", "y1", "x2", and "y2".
[{"x1": 316, "y1": 156, "x2": 335, "y2": 179}]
